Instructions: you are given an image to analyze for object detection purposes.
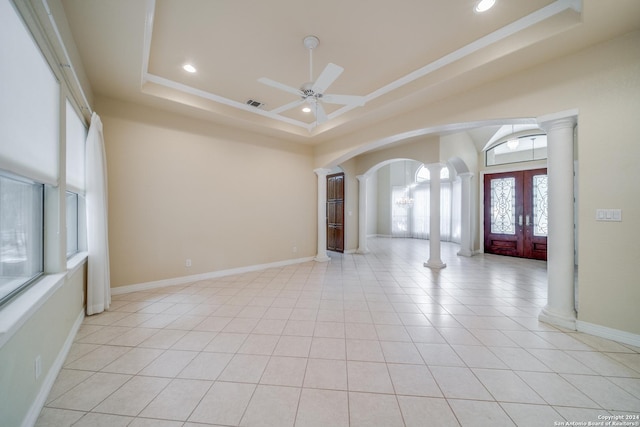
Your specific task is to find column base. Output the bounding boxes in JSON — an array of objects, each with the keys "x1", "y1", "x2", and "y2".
[
  {"x1": 356, "y1": 248, "x2": 370, "y2": 255},
  {"x1": 538, "y1": 305, "x2": 577, "y2": 331},
  {"x1": 424, "y1": 260, "x2": 447, "y2": 269},
  {"x1": 457, "y1": 249, "x2": 473, "y2": 257},
  {"x1": 314, "y1": 254, "x2": 331, "y2": 262}
]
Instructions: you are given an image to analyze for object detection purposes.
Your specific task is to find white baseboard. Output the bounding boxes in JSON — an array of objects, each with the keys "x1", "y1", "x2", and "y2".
[
  {"x1": 577, "y1": 320, "x2": 640, "y2": 348},
  {"x1": 111, "y1": 256, "x2": 316, "y2": 295},
  {"x1": 22, "y1": 309, "x2": 85, "y2": 427}
]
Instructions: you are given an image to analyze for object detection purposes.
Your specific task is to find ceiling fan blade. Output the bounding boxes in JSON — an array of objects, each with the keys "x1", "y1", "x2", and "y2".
[
  {"x1": 322, "y1": 94, "x2": 366, "y2": 106},
  {"x1": 314, "y1": 102, "x2": 329, "y2": 124},
  {"x1": 270, "y1": 99, "x2": 305, "y2": 114},
  {"x1": 258, "y1": 77, "x2": 303, "y2": 97},
  {"x1": 312, "y1": 63, "x2": 343, "y2": 94}
]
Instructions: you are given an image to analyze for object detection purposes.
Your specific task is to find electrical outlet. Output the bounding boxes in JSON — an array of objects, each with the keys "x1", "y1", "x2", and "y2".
[
  {"x1": 185, "y1": 259, "x2": 192, "y2": 267},
  {"x1": 35, "y1": 355, "x2": 42, "y2": 380},
  {"x1": 292, "y1": 246, "x2": 298, "y2": 253}
]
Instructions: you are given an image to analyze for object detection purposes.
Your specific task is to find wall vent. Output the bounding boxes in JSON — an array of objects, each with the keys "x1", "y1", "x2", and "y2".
[{"x1": 246, "y1": 99, "x2": 264, "y2": 109}]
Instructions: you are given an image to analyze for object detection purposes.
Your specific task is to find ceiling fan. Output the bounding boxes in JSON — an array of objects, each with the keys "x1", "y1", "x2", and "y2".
[{"x1": 258, "y1": 35, "x2": 366, "y2": 124}]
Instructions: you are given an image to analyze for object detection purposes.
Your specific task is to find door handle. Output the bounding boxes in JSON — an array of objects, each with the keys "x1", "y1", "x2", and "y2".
[
  {"x1": 526, "y1": 215, "x2": 531, "y2": 226},
  {"x1": 518, "y1": 215, "x2": 523, "y2": 226}
]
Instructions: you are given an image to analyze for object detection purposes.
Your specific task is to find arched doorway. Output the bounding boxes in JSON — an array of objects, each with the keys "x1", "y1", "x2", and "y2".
[{"x1": 355, "y1": 157, "x2": 472, "y2": 267}]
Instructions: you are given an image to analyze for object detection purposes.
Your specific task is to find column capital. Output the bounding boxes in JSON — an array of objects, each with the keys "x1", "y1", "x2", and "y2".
[
  {"x1": 356, "y1": 174, "x2": 368, "y2": 182},
  {"x1": 537, "y1": 110, "x2": 577, "y2": 133},
  {"x1": 458, "y1": 172, "x2": 474, "y2": 179},
  {"x1": 314, "y1": 168, "x2": 332, "y2": 177}
]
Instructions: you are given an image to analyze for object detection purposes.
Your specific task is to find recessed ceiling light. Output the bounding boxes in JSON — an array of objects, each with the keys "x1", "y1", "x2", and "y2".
[
  {"x1": 474, "y1": 0, "x2": 496, "y2": 13},
  {"x1": 182, "y1": 64, "x2": 197, "y2": 73},
  {"x1": 302, "y1": 106, "x2": 311, "y2": 113}
]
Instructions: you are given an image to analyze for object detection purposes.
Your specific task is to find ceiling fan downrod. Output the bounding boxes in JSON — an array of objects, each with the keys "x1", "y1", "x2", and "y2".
[{"x1": 303, "y1": 35, "x2": 319, "y2": 83}]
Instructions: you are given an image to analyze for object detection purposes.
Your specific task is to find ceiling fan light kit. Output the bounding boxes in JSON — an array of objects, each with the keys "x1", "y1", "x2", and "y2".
[{"x1": 258, "y1": 35, "x2": 366, "y2": 125}]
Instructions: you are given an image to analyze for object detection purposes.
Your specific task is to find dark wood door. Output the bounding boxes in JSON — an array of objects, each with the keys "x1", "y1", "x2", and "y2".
[
  {"x1": 484, "y1": 169, "x2": 547, "y2": 260},
  {"x1": 327, "y1": 173, "x2": 344, "y2": 253}
]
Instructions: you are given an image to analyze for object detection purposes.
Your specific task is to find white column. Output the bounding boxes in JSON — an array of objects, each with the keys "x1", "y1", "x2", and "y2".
[
  {"x1": 457, "y1": 172, "x2": 474, "y2": 257},
  {"x1": 356, "y1": 174, "x2": 370, "y2": 254},
  {"x1": 424, "y1": 163, "x2": 446, "y2": 269},
  {"x1": 314, "y1": 168, "x2": 331, "y2": 262},
  {"x1": 538, "y1": 116, "x2": 577, "y2": 330}
]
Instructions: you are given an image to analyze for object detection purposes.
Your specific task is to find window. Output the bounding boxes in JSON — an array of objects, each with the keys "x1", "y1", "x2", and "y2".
[
  {"x1": 65, "y1": 99, "x2": 87, "y2": 258},
  {"x1": 0, "y1": 173, "x2": 44, "y2": 305},
  {"x1": 66, "y1": 192, "x2": 78, "y2": 257},
  {"x1": 415, "y1": 165, "x2": 449, "y2": 182},
  {"x1": 0, "y1": 0, "x2": 79, "y2": 308},
  {"x1": 486, "y1": 134, "x2": 548, "y2": 166},
  {"x1": 389, "y1": 162, "x2": 461, "y2": 242},
  {"x1": 490, "y1": 177, "x2": 516, "y2": 234},
  {"x1": 416, "y1": 166, "x2": 430, "y2": 182}
]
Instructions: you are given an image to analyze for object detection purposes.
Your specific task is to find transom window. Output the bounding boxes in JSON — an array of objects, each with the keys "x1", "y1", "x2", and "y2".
[{"x1": 486, "y1": 134, "x2": 548, "y2": 166}]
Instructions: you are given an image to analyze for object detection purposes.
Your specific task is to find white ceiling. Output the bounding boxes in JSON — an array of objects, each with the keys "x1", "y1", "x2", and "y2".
[{"x1": 60, "y1": 0, "x2": 640, "y2": 147}]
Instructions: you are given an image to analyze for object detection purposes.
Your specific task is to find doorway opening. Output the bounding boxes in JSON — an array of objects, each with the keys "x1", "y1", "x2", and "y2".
[
  {"x1": 327, "y1": 172, "x2": 344, "y2": 253},
  {"x1": 484, "y1": 168, "x2": 548, "y2": 260}
]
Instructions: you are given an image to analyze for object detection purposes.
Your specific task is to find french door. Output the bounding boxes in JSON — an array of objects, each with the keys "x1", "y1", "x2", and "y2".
[
  {"x1": 484, "y1": 169, "x2": 548, "y2": 260},
  {"x1": 326, "y1": 173, "x2": 344, "y2": 253}
]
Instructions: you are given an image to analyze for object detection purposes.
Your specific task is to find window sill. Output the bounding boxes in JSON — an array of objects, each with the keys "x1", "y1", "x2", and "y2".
[
  {"x1": 67, "y1": 251, "x2": 88, "y2": 274},
  {"x1": 0, "y1": 252, "x2": 88, "y2": 348}
]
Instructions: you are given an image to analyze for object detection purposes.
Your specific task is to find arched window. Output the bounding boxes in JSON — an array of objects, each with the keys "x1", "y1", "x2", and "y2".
[
  {"x1": 416, "y1": 165, "x2": 429, "y2": 182},
  {"x1": 399, "y1": 163, "x2": 459, "y2": 242},
  {"x1": 415, "y1": 165, "x2": 449, "y2": 182},
  {"x1": 486, "y1": 134, "x2": 547, "y2": 166},
  {"x1": 440, "y1": 166, "x2": 449, "y2": 180}
]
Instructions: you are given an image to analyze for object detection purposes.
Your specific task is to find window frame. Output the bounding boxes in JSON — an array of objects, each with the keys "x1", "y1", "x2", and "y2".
[
  {"x1": 0, "y1": 171, "x2": 45, "y2": 307},
  {"x1": 485, "y1": 133, "x2": 548, "y2": 167}
]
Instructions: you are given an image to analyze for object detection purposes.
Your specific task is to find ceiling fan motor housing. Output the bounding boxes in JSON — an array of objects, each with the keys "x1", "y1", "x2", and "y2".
[{"x1": 301, "y1": 82, "x2": 317, "y2": 98}]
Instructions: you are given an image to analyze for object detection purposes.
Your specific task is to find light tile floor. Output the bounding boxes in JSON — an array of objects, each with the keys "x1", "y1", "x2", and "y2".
[{"x1": 37, "y1": 238, "x2": 640, "y2": 426}]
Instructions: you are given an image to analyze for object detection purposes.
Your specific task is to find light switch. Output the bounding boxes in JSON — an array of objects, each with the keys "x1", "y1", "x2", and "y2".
[
  {"x1": 612, "y1": 209, "x2": 622, "y2": 221},
  {"x1": 596, "y1": 209, "x2": 622, "y2": 222}
]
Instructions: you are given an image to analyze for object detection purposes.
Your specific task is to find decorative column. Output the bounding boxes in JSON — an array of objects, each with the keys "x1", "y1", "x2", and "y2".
[
  {"x1": 314, "y1": 168, "x2": 331, "y2": 262},
  {"x1": 457, "y1": 172, "x2": 474, "y2": 257},
  {"x1": 356, "y1": 175, "x2": 370, "y2": 254},
  {"x1": 538, "y1": 116, "x2": 577, "y2": 330},
  {"x1": 424, "y1": 163, "x2": 446, "y2": 269}
]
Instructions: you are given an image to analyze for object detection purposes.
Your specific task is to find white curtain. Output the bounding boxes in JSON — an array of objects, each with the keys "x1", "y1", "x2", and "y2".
[
  {"x1": 411, "y1": 186, "x2": 429, "y2": 239},
  {"x1": 408, "y1": 182, "x2": 459, "y2": 242},
  {"x1": 391, "y1": 186, "x2": 410, "y2": 237},
  {"x1": 440, "y1": 182, "x2": 452, "y2": 241},
  {"x1": 85, "y1": 112, "x2": 111, "y2": 315},
  {"x1": 451, "y1": 179, "x2": 462, "y2": 243}
]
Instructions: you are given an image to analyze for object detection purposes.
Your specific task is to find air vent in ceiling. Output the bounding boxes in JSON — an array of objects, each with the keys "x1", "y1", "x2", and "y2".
[{"x1": 246, "y1": 99, "x2": 264, "y2": 109}]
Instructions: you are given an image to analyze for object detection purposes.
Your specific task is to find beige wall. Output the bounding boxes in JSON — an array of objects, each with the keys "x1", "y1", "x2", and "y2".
[
  {"x1": 0, "y1": 264, "x2": 85, "y2": 427},
  {"x1": 352, "y1": 136, "x2": 440, "y2": 176},
  {"x1": 572, "y1": 34, "x2": 640, "y2": 333},
  {"x1": 96, "y1": 98, "x2": 317, "y2": 288}
]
